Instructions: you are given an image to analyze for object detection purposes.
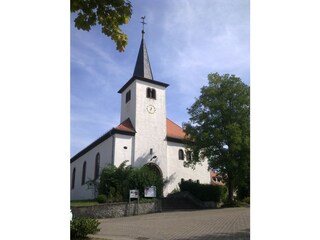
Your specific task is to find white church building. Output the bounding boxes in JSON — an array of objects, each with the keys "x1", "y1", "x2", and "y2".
[{"x1": 70, "y1": 30, "x2": 210, "y2": 201}]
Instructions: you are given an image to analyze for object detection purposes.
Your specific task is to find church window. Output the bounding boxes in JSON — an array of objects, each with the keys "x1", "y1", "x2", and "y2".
[
  {"x1": 146, "y1": 88, "x2": 156, "y2": 99},
  {"x1": 146, "y1": 88, "x2": 151, "y2": 98},
  {"x1": 178, "y1": 149, "x2": 184, "y2": 160},
  {"x1": 126, "y1": 90, "x2": 131, "y2": 103},
  {"x1": 81, "y1": 161, "x2": 87, "y2": 185},
  {"x1": 72, "y1": 168, "x2": 76, "y2": 189},
  {"x1": 94, "y1": 153, "x2": 100, "y2": 180},
  {"x1": 151, "y1": 89, "x2": 156, "y2": 99}
]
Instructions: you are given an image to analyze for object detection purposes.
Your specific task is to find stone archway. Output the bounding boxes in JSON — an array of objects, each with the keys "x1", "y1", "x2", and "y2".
[
  {"x1": 143, "y1": 162, "x2": 163, "y2": 178},
  {"x1": 143, "y1": 163, "x2": 163, "y2": 197}
]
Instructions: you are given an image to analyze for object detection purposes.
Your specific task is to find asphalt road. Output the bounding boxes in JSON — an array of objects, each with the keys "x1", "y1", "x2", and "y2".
[{"x1": 90, "y1": 207, "x2": 250, "y2": 240}]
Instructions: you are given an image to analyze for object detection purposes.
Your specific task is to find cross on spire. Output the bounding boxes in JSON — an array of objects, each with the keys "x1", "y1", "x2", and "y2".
[
  {"x1": 133, "y1": 15, "x2": 153, "y2": 80},
  {"x1": 141, "y1": 16, "x2": 146, "y2": 36}
]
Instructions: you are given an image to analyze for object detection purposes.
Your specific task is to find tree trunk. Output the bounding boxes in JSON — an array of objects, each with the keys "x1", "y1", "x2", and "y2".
[{"x1": 227, "y1": 180, "x2": 234, "y2": 204}]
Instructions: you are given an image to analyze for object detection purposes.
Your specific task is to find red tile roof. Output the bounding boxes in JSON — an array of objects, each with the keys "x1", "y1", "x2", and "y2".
[
  {"x1": 114, "y1": 118, "x2": 136, "y2": 133},
  {"x1": 114, "y1": 117, "x2": 187, "y2": 140},
  {"x1": 166, "y1": 118, "x2": 186, "y2": 140}
]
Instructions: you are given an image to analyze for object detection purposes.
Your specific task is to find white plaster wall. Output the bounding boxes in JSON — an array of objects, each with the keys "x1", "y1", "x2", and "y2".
[
  {"x1": 113, "y1": 134, "x2": 133, "y2": 167},
  {"x1": 166, "y1": 141, "x2": 211, "y2": 195},
  {"x1": 120, "y1": 83, "x2": 136, "y2": 126},
  {"x1": 133, "y1": 80, "x2": 168, "y2": 181},
  {"x1": 70, "y1": 137, "x2": 114, "y2": 201}
]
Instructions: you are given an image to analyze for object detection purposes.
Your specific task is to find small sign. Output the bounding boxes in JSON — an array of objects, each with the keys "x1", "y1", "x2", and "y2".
[
  {"x1": 129, "y1": 189, "x2": 139, "y2": 199},
  {"x1": 144, "y1": 186, "x2": 156, "y2": 198}
]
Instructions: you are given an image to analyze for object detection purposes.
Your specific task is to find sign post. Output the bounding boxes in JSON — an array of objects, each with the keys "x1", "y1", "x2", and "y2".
[
  {"x1": 129, "y1": 189, "x2": 139, "y2": 215},
  {"x1": 144, "y1": 186, "x2": 156, "y2": 198}
]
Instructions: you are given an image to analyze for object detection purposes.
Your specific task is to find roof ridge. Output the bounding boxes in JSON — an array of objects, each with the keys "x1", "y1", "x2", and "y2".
[
  {"x1": 166, "y1": 117, "x2": 183, "y2": 129},
  {"x1": 115, "y1": 118, "x2": 136, "y2": 132}
]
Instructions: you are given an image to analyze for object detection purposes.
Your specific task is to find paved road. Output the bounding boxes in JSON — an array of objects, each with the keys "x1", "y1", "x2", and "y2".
[{"x1": 90, "y1": 207, "x2": 250, "y2": 240}]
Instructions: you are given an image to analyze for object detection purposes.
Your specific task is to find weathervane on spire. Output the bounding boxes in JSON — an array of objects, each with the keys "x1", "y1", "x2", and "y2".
[{"x1": 141, "y1": 16, "x2": 146, "y2": 36}]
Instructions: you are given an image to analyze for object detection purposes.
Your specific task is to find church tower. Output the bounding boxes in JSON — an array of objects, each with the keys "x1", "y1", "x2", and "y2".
[
  {"x1": 118, "y1": 21, "x2": 169, "y2": 178},
  {"x1": 70, "y1": 18, "x2": 211, "y2": 200}
]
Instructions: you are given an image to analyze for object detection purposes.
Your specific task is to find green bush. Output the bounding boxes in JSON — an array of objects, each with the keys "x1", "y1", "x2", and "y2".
[
  {"x1": 99, "y1": 161, "x2": 131, "y2": 202},
  {"x1": 128, "y1": 166, "x2": 164, "y2": 198},
  {"x1": 169, "y1": 187, "x2": 180, "y2": 195},
  {"x1": 242, "y1": 196, "x2": 250, "y2": 204},
  {"x1": 98, "y1": 161, "x2": 165, "y2": 202},
  {"x1": 96, "y1": 194, "x2": 107, "y2": 203},
  {"x1": 179, "y1": 180, "x2": 227, "y2": 202},
  {"x1": 70, "y1": 217, "x2": 100, "y2": 239}
]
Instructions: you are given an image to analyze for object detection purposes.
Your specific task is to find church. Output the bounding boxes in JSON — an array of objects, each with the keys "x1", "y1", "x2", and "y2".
[{"x1": 70, "y1": 28, "x2": 210, "y2": 201}]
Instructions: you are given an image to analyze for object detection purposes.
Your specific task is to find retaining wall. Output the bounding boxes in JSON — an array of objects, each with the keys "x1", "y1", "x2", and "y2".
[{"x1": 71, "y1": 201, "x2": 161, "y2": 218}]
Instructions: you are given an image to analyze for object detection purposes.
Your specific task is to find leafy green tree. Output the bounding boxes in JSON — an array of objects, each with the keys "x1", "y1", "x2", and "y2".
[
  {"x1": 98, "y1": 161, "x2": 165, "y2": 201},
  {"x1": 183, "y1": 73, "x2": 250, "y2": 203},
  {"x1": 99, "y1": 161, "x2": 132, "y2": 201},
  {"x1": 71, "y1": 0, "x2": 132, "y2": 52}
]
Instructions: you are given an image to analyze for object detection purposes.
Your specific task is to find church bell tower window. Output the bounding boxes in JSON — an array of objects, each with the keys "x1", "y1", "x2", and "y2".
[
  {"x1": 146, "y1": 88, "x2": 156, "y2": 100},
  {"x1": 126, "y1": 90, "x2": 131, "y2": 103},
  {"x1": 151, "y1": 89, "x2": 156, "y2": 99}
]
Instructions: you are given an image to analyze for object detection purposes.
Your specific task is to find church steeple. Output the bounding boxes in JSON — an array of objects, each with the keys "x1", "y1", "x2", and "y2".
[{"x1": 133, "y1": 16, "x2": 154, "y2": 80}]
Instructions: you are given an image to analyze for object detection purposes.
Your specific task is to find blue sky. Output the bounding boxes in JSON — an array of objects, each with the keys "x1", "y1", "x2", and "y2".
[{"x1": 71, "y1": 0, "x2": 250, "y2": 157}]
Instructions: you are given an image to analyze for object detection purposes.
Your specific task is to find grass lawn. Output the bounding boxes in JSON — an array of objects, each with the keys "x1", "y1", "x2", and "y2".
[
  {"x1": 71, "y1": 198, "x2": 158, "y2": 207},
  {"x1": 71, "y1": 200, "x2": 99, "y2": 207}
]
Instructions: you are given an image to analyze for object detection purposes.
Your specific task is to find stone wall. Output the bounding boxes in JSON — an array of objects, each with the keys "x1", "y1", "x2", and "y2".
[{"x1": 71, "y1": 201, "x2": 161, "y2": 219}]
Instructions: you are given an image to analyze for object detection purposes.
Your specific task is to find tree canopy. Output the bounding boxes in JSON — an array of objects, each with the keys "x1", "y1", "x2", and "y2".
[
  {"x1": 183, "y1": 73, "x2": 250, "y2": 202},
  {"x1": 71, "y1": 0, "x2": 132, "y2": 52}
]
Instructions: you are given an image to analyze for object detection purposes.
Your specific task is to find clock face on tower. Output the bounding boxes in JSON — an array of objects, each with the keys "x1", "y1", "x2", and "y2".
[{"x1": 147, "y1": 105, "x2": 156, "y2": 114}]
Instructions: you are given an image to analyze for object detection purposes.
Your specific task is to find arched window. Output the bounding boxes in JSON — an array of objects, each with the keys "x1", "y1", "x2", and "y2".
[
  {"x1": 82, "y1": 161, "x2": 87, "y2": 185},
  {"x1": 126, "y1": 90, "x2": 131, "y2": 103},
  {"x1": 146, "y1": 88, "x2": 151, "y2": 98},
  {"x1": 94, "y1": 153, "x2": 100, "y2": 180},
  {"x1": 147, "y1": 88, "x2": 156, "y2": 99},
  {"x1": 151, "y1": 89, "x2": 156, "y2": 99},
  {"x1": 72, "y1": 168, "x2": 76, "y2": 189},
  {"x1": 178, "y1": 149, "x2": 184, "y2": 160}
]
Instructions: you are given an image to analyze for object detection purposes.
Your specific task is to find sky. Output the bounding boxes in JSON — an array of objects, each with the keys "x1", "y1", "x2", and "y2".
[{"x1": 71, "y1": 0, "x2": 250, "y2": 157}]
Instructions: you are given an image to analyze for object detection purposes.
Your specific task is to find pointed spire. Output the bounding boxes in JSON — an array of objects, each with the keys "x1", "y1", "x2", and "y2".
[{"x1": 133, "y1": 16, "x2": 154, "y2": 80}]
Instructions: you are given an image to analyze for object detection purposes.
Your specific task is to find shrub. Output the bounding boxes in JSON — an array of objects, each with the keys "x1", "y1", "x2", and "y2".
[
  {"x1": 169, "y1": 187, "x2": 180, "y2": 195},
  {"x1": 179, "y1": 180, "x2": 227, "y2": 202},
  {"x1": 96, "y1": 194, "x2": 107, "y2": 203},
  {"x1": 70, "y1": 217, "x2": 100, "y2": 239},
  {"x1": 99, "y1": 161, "x2": 131, "y2": 202},
  {"x1": 128, "y1": 167, "x2": 164, "y2": 198},
  {"x1": 237, "y1": 184, "x2": 250, "y2": 200},
  {"x1": 98, "y1": 161, "x2": 165, "y2": 201},
  {"x1": 242, "y1": 196, "x2": 250, "y2": 204}
]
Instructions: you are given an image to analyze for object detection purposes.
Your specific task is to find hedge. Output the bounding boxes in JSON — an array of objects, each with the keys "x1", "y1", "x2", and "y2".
[{"x1": 179, "y1": 180, "x2": 227, "y2": 202}]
